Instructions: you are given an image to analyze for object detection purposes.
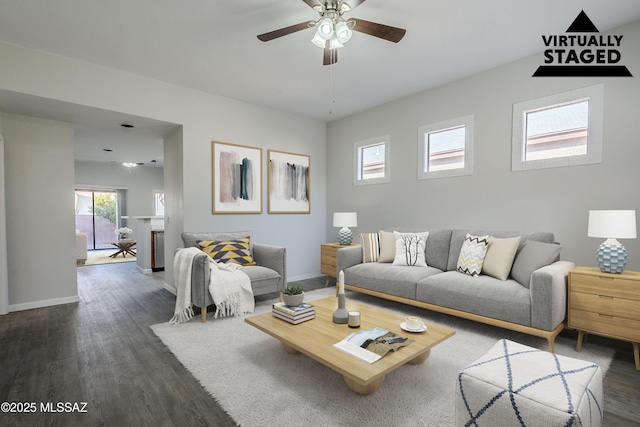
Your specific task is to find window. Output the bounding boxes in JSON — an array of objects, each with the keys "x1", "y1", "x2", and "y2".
[
  {"x1": 354, "y1": 135, "x2": 390, "y2": 186},
  {"x1": 418, "y1": 115, "x2": 473, "y2": 180},
  {"x1": 512, "y1": 84, "x2": 603, "y2": 171},
  {"x1": 153, "y1": 190, "x2": 165, "y2": 216}
]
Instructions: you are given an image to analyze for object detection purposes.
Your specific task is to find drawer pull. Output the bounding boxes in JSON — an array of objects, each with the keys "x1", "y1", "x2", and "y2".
[
  {"x1": 597, "y1": 276, "x2": 615, "y2": 281},
  {"x1": 598, "y1": 314, "x2": 614, "y2": 319},
  {"x1": 598, "y1": 295, "x2": 614, "y2": 299}
]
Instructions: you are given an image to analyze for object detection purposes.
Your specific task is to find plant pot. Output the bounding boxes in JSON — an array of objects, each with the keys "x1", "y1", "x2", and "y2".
[{"x1": 282, "y1": 292, "x2": 304, "y2": 307}]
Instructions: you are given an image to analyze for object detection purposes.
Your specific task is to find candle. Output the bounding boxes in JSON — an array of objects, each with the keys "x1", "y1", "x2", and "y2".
[{"x1": 338, "y1": 270, "x2": 345, "y2": 294}]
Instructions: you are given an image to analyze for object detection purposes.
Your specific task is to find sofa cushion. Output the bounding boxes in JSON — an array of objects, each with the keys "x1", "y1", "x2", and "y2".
[
  {"x1": 197, "y1": 238, "x2": 257, "y2": 266},
  {"x1": 344, "y1": 263, "x2": 442, "y2": 300},
  {"x1": 393, "y1": 231, "x2": 429, "y2": 267},
  {"x1": 511, "y1": 240, "x2": 563, "y2": 288},
  {"x1": 447, "y1": 230, "x2": 555, "y2": 271},
  {"x1": 482, "y1": 236, "x2": 521, "y2": 280},
  {"x1": 378, "y1": 230, "x2": 396, "y2": 262},
  {"x1": 242, "y1": 265, "x2": 281, "y2": 292},
  {"x1": 360, "y1": 232, "x2": 380, "y2": 263},
  {"x1": 417, "y1": 271, "x2": 532, "y2": 326},
  {"x1": 456, "y1": 234, "x2": 489, "y2": 276}
]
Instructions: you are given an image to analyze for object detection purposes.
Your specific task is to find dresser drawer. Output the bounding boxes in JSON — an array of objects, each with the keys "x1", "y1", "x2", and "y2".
[
  {"x1": 570, "y1": 291, "x2": 640, "y2": 320},
  {"x1": 569, "y1": 309, "x2": 640, "y2": 342},
  {"x1": 570, "y1": 273, "x2": 640, "y2": 300}
]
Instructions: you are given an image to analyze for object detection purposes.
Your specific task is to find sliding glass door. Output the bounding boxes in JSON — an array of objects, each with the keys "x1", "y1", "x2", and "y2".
[{"x1": 75, "y1": 190, "x2": 118, "y2": 250}]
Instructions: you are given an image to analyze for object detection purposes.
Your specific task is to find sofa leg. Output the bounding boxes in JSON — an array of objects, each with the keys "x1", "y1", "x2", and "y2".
[{"x1": 201, "y1": 307, "x2": 207, "y2": 323}]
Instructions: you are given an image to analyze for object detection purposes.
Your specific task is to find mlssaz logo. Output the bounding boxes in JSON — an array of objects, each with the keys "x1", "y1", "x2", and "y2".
[{"x1": 533, "y1": 10, "x2": 632, "y2": 77}]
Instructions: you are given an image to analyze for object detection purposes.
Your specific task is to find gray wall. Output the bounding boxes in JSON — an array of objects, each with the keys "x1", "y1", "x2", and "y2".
[
  {"x1": 74, "y1": 160, "x2": 164, "y2": 218},
  {"x1": 327, "y1": 19, "x2": 640, "y2": 271},
  {"x1": 3, "y1": 113, "x2": 79, "y2": 308}
]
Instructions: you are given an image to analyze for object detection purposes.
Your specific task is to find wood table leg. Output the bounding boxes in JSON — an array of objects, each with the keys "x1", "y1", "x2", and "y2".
[
  {"x1": 576, "y1": 331, "x2": 586, "y2": 352},
  {"x1": 633, "y1": 342, "x2": 639, "y2": 371},
  {"x1": 343, "y1": 375, "x2": 385, "y2": 395},
  {"x1": 281, "y1": 343, "x2": 301, "y2": 355},
  {"x1": 408, "y1": 349, "x2": 431, "y2": 365}
]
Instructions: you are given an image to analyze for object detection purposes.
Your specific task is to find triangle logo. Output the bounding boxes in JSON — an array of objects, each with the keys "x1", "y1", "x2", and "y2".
[{"x1": 566, "y1": 10, "x2": 599, "y2": 33}]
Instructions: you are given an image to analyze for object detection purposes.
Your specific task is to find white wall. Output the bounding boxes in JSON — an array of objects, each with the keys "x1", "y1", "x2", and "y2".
[
  {"x1": 0, "y1": 40, "x2": 327, "y2": 310},
  {"x1": 3, "y1": 113, "x2": 79, "y2": 309},
  {"x1": 74, "y1": 160, "x2": 164, "y2": 218},
  {"x1": 327, "y1": 19, "x2": 640, "y2": 271},
  {"x1": 0, "y1": 113, "x2": 9, "y2": 314}
]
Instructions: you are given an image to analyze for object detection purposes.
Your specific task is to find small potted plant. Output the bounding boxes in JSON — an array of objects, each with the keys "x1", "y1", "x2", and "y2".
[{"x1": 282, "y1": 285, "x2": 304, "y2": 307}]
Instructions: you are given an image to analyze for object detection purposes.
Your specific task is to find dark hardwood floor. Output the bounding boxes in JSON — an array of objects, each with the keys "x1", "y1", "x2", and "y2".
[{"x1": 0, "y1": 263, "x2": 638, "y2": 426}]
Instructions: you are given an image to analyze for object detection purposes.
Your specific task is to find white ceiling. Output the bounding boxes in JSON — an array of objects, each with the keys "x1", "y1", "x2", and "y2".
[{"x1": 1, "y1": 0, "x2": 639, "y2": 165}]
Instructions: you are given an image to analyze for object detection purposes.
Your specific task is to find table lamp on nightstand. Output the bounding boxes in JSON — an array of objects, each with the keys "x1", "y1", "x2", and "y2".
[
  {"x1": 588, "y1": 210, "x2": 637, "y2": 273},
  {"x1": 333, "y1": 212, "x2": 357, "y2": 245}
]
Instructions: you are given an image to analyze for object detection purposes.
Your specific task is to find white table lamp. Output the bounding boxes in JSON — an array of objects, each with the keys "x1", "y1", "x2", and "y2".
[
  {"x1": 588, "y1": 210, "x2": 637, "y2": 273},
  {"x1": 333, "y1": 212, "x2": 357, "y2": 245}
]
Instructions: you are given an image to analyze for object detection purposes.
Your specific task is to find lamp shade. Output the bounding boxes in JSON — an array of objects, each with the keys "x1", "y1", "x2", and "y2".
[
  {"x1": 588, "y1": 210, "x2": 637, "y2": 239},
  {"x1": 333, "y1": 212, "x2": 357, "y2": 228}
]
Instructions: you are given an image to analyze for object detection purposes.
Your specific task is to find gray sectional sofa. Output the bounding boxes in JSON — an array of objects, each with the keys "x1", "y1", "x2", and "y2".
[{"x1": 337, "y1": 229, "x2": 574, "y2": 351}]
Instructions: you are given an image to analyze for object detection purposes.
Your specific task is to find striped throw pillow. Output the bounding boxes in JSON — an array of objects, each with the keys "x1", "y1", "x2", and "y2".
[{"x1": 360, "y1": 233, "x2": 380, "y2": 263}]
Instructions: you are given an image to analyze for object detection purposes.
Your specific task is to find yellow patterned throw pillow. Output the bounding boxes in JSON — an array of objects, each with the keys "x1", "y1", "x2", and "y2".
[{"x1": 197, "y1": 238, "x2": 256, "y2": 266}]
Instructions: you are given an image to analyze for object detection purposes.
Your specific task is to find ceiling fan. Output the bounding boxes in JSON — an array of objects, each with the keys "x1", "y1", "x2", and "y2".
[{"x1": 257, "y1": 0, "x2": 406, "y2": 65}]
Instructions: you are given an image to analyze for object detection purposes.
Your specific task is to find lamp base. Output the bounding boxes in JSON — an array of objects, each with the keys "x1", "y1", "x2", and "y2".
[
  {"x1": 338, "y1": 227, "x2": 353, "y2": 245},
  {"x1": 596, "y1": 238, "x2": 627, "y2": 274}
]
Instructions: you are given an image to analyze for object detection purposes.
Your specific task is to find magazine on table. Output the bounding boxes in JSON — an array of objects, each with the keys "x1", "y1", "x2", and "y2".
[{"x1": 333, "y1": 327, "x2": 414, "y2": 363}]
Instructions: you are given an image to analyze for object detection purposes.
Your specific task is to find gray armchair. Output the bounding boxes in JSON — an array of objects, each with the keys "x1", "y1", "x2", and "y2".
[{"x1": 181, "y1": 231, "x2": 287, "y2": 322}]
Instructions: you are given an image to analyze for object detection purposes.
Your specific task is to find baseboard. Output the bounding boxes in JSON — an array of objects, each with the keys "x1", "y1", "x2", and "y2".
[
  {"x1": 163, "y1": 283, "x2": 176, "y2": 295},
  {"x1": 136, "y1": 265, "x2": 153, "y2": 274},
  {"x1": 9, "y1": 295, "x2": 80, "y2": 312}
]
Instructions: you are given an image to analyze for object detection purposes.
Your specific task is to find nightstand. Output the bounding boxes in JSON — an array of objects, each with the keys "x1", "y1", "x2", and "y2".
[
  {"x1": 321, "y1": 243, "x2": 360, "y2": 287},
  {"x1": 568, "y1": 266, "x2": 640, "y2": 370}
]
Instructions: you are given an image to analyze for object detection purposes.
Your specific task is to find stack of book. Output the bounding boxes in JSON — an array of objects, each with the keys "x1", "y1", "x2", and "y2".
[{"x1": 272, "y1": 302, "x2": 315, "y2": 324}]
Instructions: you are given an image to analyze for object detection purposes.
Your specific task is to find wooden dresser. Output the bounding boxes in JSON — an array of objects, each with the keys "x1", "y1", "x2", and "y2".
[
  {"x1": 321, "y1": 243, "x2": 359, "y2": 287},
  {"x1": 568, "y1": 266, "x2": 640, "y2": 370}
]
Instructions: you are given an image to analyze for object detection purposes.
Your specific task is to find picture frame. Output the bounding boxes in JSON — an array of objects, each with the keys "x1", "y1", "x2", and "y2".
[
  {"x1": 268, "y1": 150, "x2": 311, "y2": 214},
  {"x1": 212, "y1": 141, "x2": 262, "y2": 214}
]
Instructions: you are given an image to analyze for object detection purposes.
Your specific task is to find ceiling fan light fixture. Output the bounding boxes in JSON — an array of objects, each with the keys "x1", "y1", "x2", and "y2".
[
  {"x1": 122, "y1": 162, "x2": 138, "y2": 168},
  {"x1": 328, "y1": 36, "x2": 344, "y2": 50},
  {"x1": 311, "y1": 31, "x2": 326, "y2": 48},
  {"x1": 335, "y1": 21, "x2": 352, "y2": 43},
  {"x1": 317, "y1": 17, "x2": 334, "y2": 40}
]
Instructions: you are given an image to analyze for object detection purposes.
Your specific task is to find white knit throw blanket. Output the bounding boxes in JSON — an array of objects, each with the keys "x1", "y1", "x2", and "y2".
[
  {"x1": 208, "y1": 261, "x2": 254, "y2": 318},
  {"x1": 170, "y1": 247, "x2": 200, "y2": 324},
  {"x1": 170, "y1": 248, "x2": 254, "y2": 324}
]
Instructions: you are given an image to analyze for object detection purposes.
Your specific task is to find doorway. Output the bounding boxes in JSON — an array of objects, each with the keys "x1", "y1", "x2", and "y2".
[{"x1": 75, "y1": 189, "x2": 119, "y2": 250}]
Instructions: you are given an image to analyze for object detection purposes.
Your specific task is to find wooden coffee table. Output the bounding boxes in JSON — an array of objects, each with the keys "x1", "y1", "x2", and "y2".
[
  {"x1": 106, "y1": 239, "x2": 137, "y2": 258},
  {"x1": 245, "y1": 296, "x2": 455, "y2": 394}
]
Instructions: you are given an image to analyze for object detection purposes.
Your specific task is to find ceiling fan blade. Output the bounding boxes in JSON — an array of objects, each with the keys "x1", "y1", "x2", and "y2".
[
  {"x1": 350, "y1": 18, "x2": 406, "y2": 43},
  {"x1": 343, "y1": 0, "x2": 367, "y2": 10},
  {"x1": 257, "y1": 21, "x2": 313, "y2": 42},
  {"x1": 302, "y1": 0, "x2": 322, "y2": 9},
  {"x1": 323, "y1": 46, "x2": 338, "y2": 66}
]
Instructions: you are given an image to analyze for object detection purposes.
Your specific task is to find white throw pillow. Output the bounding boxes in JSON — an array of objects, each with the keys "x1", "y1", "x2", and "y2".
[
  {"x1": 378, "y1": 230, "x2": 396, "y2": 263},
  {"x1": 392, "y1": 231, "x2": 429, "y2": 267},
  {"x1": 482, "y1": 236, "x2": 521, "y2": 280},
  {"x1": 457, "y1": 234, "x2": 490, "y2": 276}
]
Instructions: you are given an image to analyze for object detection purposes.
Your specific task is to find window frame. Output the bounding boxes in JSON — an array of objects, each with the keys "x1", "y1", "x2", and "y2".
[
  {"x1": 353, "y1": 135, "x2": 390, "y2": 186},
  {"x1": 417, "y1": 115, "x2": 474, "y2": 180},
  {"x1": 511, "y1": 84, "x2": 603, "y2": 172}
]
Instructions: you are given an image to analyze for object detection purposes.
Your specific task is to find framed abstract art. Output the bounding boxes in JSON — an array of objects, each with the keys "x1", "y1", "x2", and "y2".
[
  {"x1": 212, "y1": 141, "x2": 262, "y2": 214},
  {"x1": 268, "y1": 150, "x2": 310, "y2": 214}
]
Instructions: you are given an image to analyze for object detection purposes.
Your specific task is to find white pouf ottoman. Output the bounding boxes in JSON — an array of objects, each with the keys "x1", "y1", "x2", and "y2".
[{"x1": 456, "y1": 339, "x2": 603, "y2": 427}]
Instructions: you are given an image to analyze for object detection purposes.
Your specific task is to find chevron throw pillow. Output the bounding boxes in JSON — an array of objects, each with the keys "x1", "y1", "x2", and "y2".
[
  {"x1": 457, "y1": 234, "x2": 489, "y2": 276},
  {"x1": 197, "y1": 237, "x2": 256, "y2": 266}
]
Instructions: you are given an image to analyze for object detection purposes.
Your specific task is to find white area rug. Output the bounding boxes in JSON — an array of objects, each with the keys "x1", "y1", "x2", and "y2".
[{"x1": 151, "y1": 288, "x2": 613, "y2": 427}]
